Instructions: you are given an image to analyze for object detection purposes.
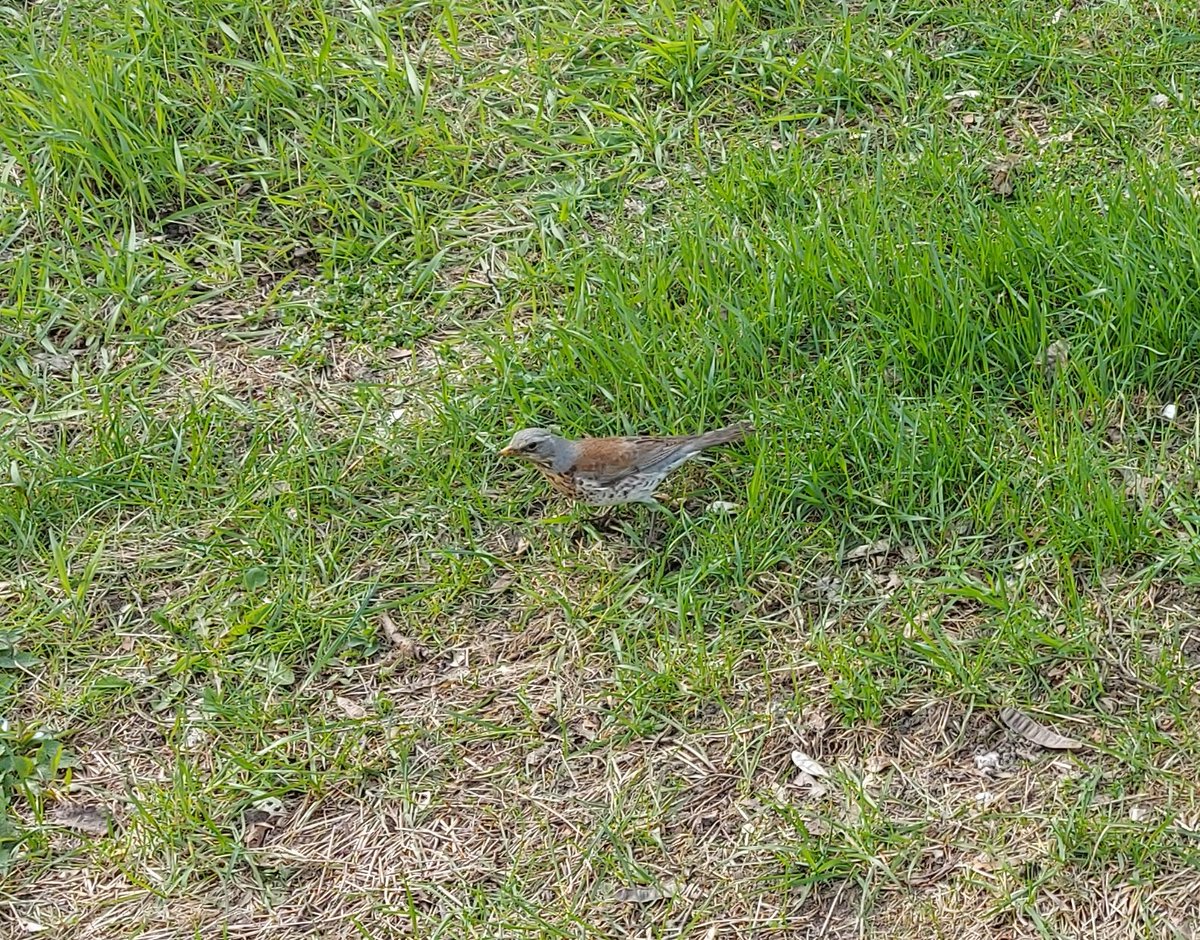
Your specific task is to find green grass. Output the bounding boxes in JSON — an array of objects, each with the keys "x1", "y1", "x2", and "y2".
[{"x1": 3, "y1": 0, "x2": 1200, "y2": 936}]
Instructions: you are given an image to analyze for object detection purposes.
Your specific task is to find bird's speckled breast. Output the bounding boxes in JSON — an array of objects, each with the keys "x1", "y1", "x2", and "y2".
[{"x1": 536, "y1": 466, "x2": 578, "y2": 499}]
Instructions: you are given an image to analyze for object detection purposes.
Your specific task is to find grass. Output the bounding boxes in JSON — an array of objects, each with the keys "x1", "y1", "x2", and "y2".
[{"x1": 3, "y1": 0, "x2": 1200, "y2": 936}]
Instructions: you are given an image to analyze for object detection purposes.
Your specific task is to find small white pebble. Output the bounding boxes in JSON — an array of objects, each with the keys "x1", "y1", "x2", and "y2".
[
  {"x1": 1151, "y1": 93, "x2": 1170, "y2": 110},
  {"x1": 1161, "y1": 403, "x2": 1178, "y2": 421},
  {"x1": 707, "y1": 501, "x2": 740, "y2": 514}
]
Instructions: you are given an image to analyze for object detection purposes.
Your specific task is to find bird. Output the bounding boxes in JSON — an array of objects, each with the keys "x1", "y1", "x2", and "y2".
[{"x1": 498, "y1": 421, "x2": 752, "y2": 506}]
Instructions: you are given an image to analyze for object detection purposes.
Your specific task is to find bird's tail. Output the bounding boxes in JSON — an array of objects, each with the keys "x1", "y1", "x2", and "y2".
[{"x1": 695, "y1": 420, "x2": 753, "y2": 449}]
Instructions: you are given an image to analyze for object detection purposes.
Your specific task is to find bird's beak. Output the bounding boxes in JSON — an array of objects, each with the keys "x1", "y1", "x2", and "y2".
[{"x1": 499, "y1": 446, "x2": 515, "y2": 457}]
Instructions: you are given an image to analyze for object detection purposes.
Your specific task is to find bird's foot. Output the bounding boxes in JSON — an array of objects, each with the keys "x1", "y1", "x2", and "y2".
[{"x1": 569, "y1": 506, "x2": 620, "y2": 544}]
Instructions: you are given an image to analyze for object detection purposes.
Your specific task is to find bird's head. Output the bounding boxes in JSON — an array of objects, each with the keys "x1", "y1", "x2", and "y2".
[{"x1": 499, "y1": 428, "x2": 567, "y2": 468}]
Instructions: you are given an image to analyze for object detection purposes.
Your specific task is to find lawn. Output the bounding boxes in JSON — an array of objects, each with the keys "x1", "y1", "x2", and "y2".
[{"x1": 3, "y1": 0, "x2": 1200, "y2": 936}]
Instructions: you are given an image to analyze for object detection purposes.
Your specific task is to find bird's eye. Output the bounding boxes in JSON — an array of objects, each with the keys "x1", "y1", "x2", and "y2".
[{"x1": 523, "y1": 442, "x2": 538, "y2": 452}]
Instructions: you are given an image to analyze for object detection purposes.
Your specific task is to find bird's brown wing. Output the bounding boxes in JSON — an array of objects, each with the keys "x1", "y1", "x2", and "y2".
[{"x1": 569, "y1": 436, "x2": 700, "y2": 485}]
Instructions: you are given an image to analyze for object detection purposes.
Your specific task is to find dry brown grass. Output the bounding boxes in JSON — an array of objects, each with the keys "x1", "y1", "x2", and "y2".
[{"x1": 9, "y1": 556, "x2": 1200, "y2": 938}]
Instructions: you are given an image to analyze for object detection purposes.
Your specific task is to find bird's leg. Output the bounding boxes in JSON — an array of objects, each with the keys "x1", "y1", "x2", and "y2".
[
  {"x1": 642, "y1": 496, "x2": 679, "y2": 545},
  {"x1": 581, "y1": 506, "x2": 619, "y2": 538},
  {"x1": 572, "y1": 503, "x2": 617, "y2": 544}
]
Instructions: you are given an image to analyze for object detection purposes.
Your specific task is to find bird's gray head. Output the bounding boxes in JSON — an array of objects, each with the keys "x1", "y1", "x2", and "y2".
[{"x1": 499, "y1": 428, "x2": 572, "y2": 469}]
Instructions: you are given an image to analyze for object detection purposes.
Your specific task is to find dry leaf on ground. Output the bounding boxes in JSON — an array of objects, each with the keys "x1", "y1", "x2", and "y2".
[
  {"x1": 613, "y1": 880, "x2": 681, "y2": 904},
  {"x1": 245, "y1": 797, "x2": 286, "y2": 822},
  {"x1": 990, "y1": 156, "x2": 1020, "y2": 196},
  {"x1": 53, "y1": 805, "x2": 111, "y2": 837},
  {"x1": 846, "y1": 539, "x2": 889, "y2": 561},
  {"x1": 795, "y1": 772, "x2": 829, "y2": 799},
  {"x1": 245, "y1": 820, "x2": 274, "y2": 848},
  {"x1": 336, "y1": 696, "x2": 368, "y2": 719},
  {"x1": 1038, "y1": 339, "x2": 1069, "y2": 378},
  {"x1": 240, "y1": 797, "x2": 286, "y2": 849},
  {"x1": 379, "y1": 610, "x2": 425, "y2": 660},
  {"x1": 379, "y1": 610, "x2": 403, "y2": 644},
  {"x1": 33, "y1": 351, "x2": 76, "y2": 374},
  {"x1": 999, "y1": 706, "x2": 1085, "y2": 750},
  {"x1": 242, "y1": 797, "x2": 287, "y2": 848},
  {"x1": 944, "y1": 89, "x2": 982, "y2": 110},
  {"x1": 791, "y1": 750, "x2": 829, "y2": 777},
  {"x1": 484, "y1": 572, "x2": 514, "y2": 594},
  {"x1": 1121, "y1": 468, "x2": 1160, "y2": 509},
  {"x1": 791, "y1": 751, "x2": 830, "y2": 798}
]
